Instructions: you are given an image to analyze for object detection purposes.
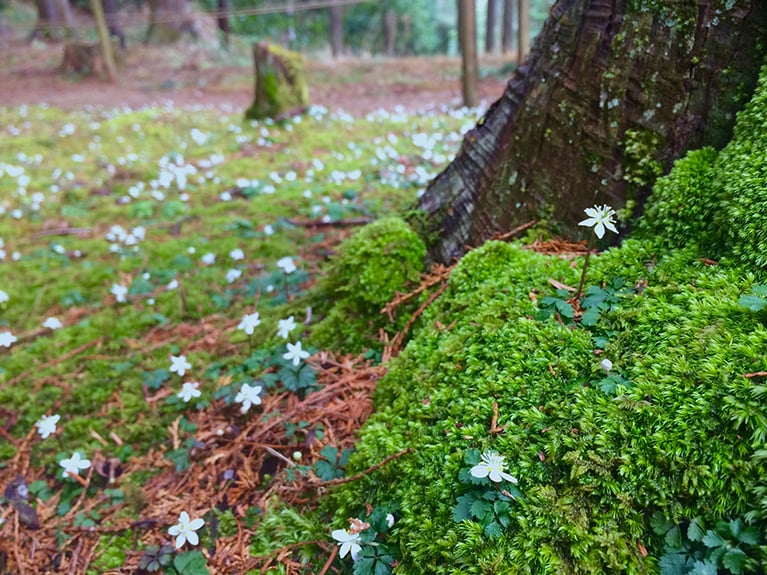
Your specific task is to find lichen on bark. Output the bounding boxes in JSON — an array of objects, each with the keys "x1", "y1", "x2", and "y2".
[{"x1": 245, "y1": 43, "x2": 310, "y2": 121}]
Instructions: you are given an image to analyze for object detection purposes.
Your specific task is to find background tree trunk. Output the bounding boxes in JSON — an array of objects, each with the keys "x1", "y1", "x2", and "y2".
[
  {"x1": 217, "y1": 0, "x2": 230, "y2": 47},
  {"x1": 516, "y1": 0, "x2": 528, "y2": 64},
  {"x1": 501, "y1": 0, "x2": 513, "y2": 53},
  {"x1": 32, "y1": 0, "x2": 74, "y2": 41},
  {"x1": 145, "y1": 0, "x2": 196, "y2": 44},
  {"x1": 329, "y1": 4, "x2": 343, "y2": 58},
  {"x1": 485, "y1": 0, "x2": 498, "y2": 54},
  {"x1": 416, "y1": 0, "x2": 767, "y2": 264},
  {"x1": 383, "y1": 8, "x2": 397, "y2": 56},
  {"x1": 458, "y1": 0, "x2": 478, "y2": 107}
]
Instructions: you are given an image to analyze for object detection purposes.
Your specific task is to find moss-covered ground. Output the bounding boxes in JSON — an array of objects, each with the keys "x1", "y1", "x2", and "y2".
[{"x1": 2, "y1": 47, "x2": 767, "y2": 575}]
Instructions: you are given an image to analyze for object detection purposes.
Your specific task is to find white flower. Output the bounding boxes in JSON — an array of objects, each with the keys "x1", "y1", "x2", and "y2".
[
  {"x1": 386, "y1": 513, "x2": 395, "y2": 528},
  {"x1": 166, "y1": 279, "x2": 178, "y2": 290},
  {"x1": 235, "y1": 382, "x2": 262, "y2": 413},
  {"x1": 226, "y1": 269, "x2": 242, "y2": 284},
  {"x1": 229, "y1": 248, "x2": 244, "y2": 261},
  {"x1": 283, "y1": 341, "x2": 310, "y2": 367},
  {"x1": 263, "y1": 224, "x2": 274, "y2": 236},
  {"x1": 111, "y1": 283, "x2": 128, "y2": 303},
  {"x1": 169, "y1": 354, "x2": 191, "y2": 376},
  {"x1": 238, "y1": 312, "x2": 261, "y2": 335},
  {"x1": 43, "y1": 317, "x2": 63, "y2": 330},
  {"x1": 177, "y1": 381, "x2": 201, "y2": 403},
  {"x1": 35, "y1": 414, "x2": 60, "y2": 439},
  {"x1": 277, "y1": 256, "x2": 297, "y2": 274},
  {"x1": 201, "y1": 253, "x2": 216, "y2": 265},
  {"x1": 470, "y1": 450, "x2": 518, "y2": 484},
  {"x1": 0, "y1": 289, "x2": 8, "y2": 304},
  {"x1": 0, "y1": 331, "x2": 17, "y2": 347},
  {"x1": 600, "y1": 358, "x2": 613, "y2": 373},
  {"x1": 60, "y1": 452, "x2": 91, "y2": 479},
  {"x1": 578, "y1": 204, "x2": 619, "y2": 239},
  {"x1": 168, "y1": 511, "x2": 204, "y2": 549},
  {"x1": 331, "y1": 529, "x2": 362, "y2": 560},
  {"x1": 276, "y1": 316, "x2": 296, "y2": 339}
]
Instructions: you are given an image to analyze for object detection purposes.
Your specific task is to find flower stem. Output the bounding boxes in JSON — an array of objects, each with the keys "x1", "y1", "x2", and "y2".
[{"x1": 574, "y1": 235, "x2": 594, "y2": 302}]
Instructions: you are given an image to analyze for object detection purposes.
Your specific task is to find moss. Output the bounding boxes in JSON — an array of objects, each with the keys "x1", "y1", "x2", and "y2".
[
  {"x1": 310, "y1": 217, "x2": 426, "y2": 353},
  {"x1": 245, "y1": 43, "x2": 309, "y2": 121},
  {"x1": 314, "y1": 240, "x2": 767, "y2": 574}
]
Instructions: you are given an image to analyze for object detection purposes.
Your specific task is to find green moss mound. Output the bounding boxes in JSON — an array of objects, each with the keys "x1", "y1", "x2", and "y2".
[
  {"x1": 638, "y1": 63, "x2": 767, "y2": 271},
  {"x1": 311, "y1": 217, "x2": 426, "y2": 352},
  {"x1": 318, "y1": 240, "x2": 767, "y2": 573},
  {"x1": 245, "y1": 43, "x2": 309, "y2": 121}
]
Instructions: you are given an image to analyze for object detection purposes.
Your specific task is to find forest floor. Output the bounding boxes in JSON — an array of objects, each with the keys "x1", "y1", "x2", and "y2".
[{"x1": 0, "y1": 33, "x2": 511, "y2": 114}]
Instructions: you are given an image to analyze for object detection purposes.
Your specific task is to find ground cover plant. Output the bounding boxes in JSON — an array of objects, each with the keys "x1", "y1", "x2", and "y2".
[{"x1": 1, "y1": 49, "x2": 767, "y2": 575}]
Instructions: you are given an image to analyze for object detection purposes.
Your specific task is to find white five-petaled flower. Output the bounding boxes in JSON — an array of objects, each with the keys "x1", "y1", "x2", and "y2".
[
  {"x1": 110, "y1": 283, "x2": 128, "y2": 303},
  {"x1": 276, "y1": 316, "x2": 296, "y2": 339},
  {"x1": 35, "y1": 413, "x2": 60, "y2": 439},
  {"x1": 226, "y1": 269, "x2": 242, "y2": 284},
  {"x1": 470, "y1": 450, "x2": 518, "y2": 484},
  {"x1": 238, "y1": 312, "x2": 261, "y2": 335},
  {"x1": 578, "y1": 204, "x2": 619, "y2": 239},
  {"x1": 283, "y1": 341, "x2": 310, "y2": 367},
  {"x1": 331, "y1": 528, "x2": 362, "y2": 560},
  {"x1": 277, "y1": 256, "x2": 297, "y2": 274},
  {"x1": 229, "y1": 248, "x2": 244, "y2": 261},
  {"x1": 43, "y1": 317, "x2": 63, "y2": 330},
  {"x1": 600, "y1": 358, "x2": 613, "y2": 373},
  {"x1": 235, "y1": 382, "x2": 263, "y2": 413},
  {"x1": 0, "y1": 331, "x2": 17, "y2": 348},
  {"x1": 60, "y1": 451, "x2": 91, "y2": 479},
  {"x1": 169, "y1": 354, "x2": 191, "y2": 376},
  {"x1": 201, "y1": 253, "x2": 216, "y2": 265},
  {"x1": 177, "y1": 381, "x2": 201, "y2": 403},
  {"x1": 0, "y1": 289, "x2": 8, "y2": 303},
  {"x1": 168, "y1": 511, "x2": 204, "y2": 549}
]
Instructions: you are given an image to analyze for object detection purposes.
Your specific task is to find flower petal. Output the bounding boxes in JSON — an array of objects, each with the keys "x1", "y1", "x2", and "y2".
[{"x1": 470, "y1": 463, "x2": 490, "y2": 478}]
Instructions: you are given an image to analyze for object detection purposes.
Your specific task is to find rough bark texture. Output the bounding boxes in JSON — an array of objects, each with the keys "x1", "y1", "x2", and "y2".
[
  {"x1": 245, "y1": 43, "x2": 309, "y2": 121},
  {"x1": 416, "y1": 0, "x2": 767, "y2": 264}
]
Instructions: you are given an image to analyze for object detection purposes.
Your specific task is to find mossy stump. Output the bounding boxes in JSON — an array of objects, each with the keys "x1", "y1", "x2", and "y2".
[
  {"x1": 61, "y1": 41, "x2": 123, "y2": 78},
  {"x1": 245, "y1": 42, "x2": 309, "y2": 121}
]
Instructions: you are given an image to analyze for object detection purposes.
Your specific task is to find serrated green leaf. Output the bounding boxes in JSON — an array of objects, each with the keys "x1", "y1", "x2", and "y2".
[
  {"x1": 319, "y1": 445, "x2": 338, "y2": 462},
  {"x1": 722, "y1": 548, "x2": 748, "y2": 574},
  {"x1": 665, "y1": 525, "x2": 682, "y2": 549},
  {"x1": 701, "y1": 530, "x2": 726, "y2": 548},
  {"x1": 736, "y1": 526, "x2": 759, "y2": 545},
  {"x1": 738, "y1": 295, "x2": 767, "y2": 312},
  {"x1": 483, "y1": 521, "x2": 503, "y2": 539},
  {"x1": 650, "y1": 512, "x2": 674, "y2": 536},
  {"x1": 374, "y1": 559, "x2": 393, "y2": 575},
  {"x1": 493, "y1": 500, "x2": 510, "y2": 516},
  {"x1": 752, "y1": 285, "x2": 767, "y2": 297},
  {"x1": 690, "y1": 560, "x2": 717, "y2": 575},
  {"x1": 173, "y1": 551, "x2": 209, "y2": 575},
  {"x1": 353, "y1": 557, "x2": 376, "y2": 575},
  {"x1": 453, "y1": 494, "x2": 474, "y2": 522},
  {"x1": 659, "y1": 551, "x2": 688, "y2": 575},
  {"x1": 580, "y1": 307, "x2": 600, "y2": 326},
  {"x1": 555, "y1": 299, "x2": 575, "y2": 318},
  {"x1": 470, "y1": 499, "x2": 492, "y2": 521},
  {"x1": 687, "y1": 519, "x2": 705, "y2": 542}
]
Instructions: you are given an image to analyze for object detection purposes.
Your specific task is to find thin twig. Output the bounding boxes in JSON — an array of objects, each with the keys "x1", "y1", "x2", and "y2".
[
  {"x1": 743, "y1": 371, "x2": 767, "y2": 378},
  {"x1": 308, "y1": 448, "x2": 414, "y2": 488}
]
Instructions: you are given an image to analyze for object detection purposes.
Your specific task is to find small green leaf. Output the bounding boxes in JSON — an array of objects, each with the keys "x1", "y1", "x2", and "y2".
[
  {"x1": 483, "y1": 521, "x2": 503, "y2": 539},
  {"x1": 738, "y1": 295, "x2": 767, "y2": 312},
  {"x1": 722, "y1": 548, "x2": 748, "y2": 574},
  {"x1": 470, "y1": 499, "x2": 492, "y2": 521},
  {"x1": 580, "y1": 307, "x2": 600, "y2": 326},
  {"x1": 658, "y1": 550, "x2": 688, "y2": 575},
  {"x1": 453, "y1": 494, "x2": 474, "y2": 522},
  {"x1": 665, "y1": 525, "x2": 682, "y2": 549},
  {"x1": 173, "y1": 550, "x2": 209, "y2": 575},
  {"x1": 689, "y1": 560, "x2": 717, "y2": 575},
  {"x1": 687, "y1": 518, "x2": 705, "y2": 542},
  {"x1": 650, "y1": 512, "x2": 673, "y2": 536},
  {"x1": 735, "y1": 526, "x2": 759, "y2": 545},
  {"x1": 701, "y1": 530, "x2": 726, "y2": 548}
]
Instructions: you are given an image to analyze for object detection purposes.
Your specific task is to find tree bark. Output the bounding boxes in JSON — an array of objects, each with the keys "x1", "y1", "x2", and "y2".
[
  {"x1": 383, "y1": 8, "x2": 397, "y2": 56},
  {"x1": 501, "y1": 0, "x2": 513, "y2": 53},
  {"x1": 485, "y1": 0, "x2": 498, "y2": 54},
  {"x1": 416, "y1": 0, "x2": 767, "y2": 264},
  {"x1": 330, "y1": 4, "x2": 344, "y2": 58},
  {"x1": 217, "y1": 0, "x2": 230, "y2": 48},
  {"x1": 145, "y1": 0, "x2": 196, "y2": 44},
  {"x1": 458, "y1": 0, "x2": 479, "y2": 107}
]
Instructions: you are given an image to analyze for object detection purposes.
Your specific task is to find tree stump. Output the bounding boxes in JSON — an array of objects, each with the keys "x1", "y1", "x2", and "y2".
[
  {"x1": 245, "y1": 42, "x2": 309, "y2": 121},
  {"x1": 61, "y1": 41, "x2": 122, "y2": 77}
]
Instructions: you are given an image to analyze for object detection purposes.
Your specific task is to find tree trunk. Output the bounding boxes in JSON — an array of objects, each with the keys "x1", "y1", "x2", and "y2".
[
  {"x1": 329, "y1": 4, "x2": 343, "y2": 58},
  {"x1": 485, "y1": 0, "x2": 498, "y2": 53},
  {"x1": 416, "y1": 0, "x2": 767, "y2": 264},
  {"x1": 145, "y1": 0, "x2": 196, "y2": 44},
  {"x1": 516, "y1": 0, "x2": 529, "y2": 64},
  {"x1": 501, "y1": 0, "x2": 513, "y2": 53},
  {"x1": 245, "y1": 43, "x2": 310, "y2": 121},
  {"x1": 458, "y1": 0, "x2": 478, "y2": 107},
  {"x1": 383, "y1": 8, "x2": 397, "y2": 56},
  {"x1": 31, "y1": 0, "x2": 74, "y2": 41},
  {"x1": 217, "y1": 0, "x2": 230, "y2": 48}
]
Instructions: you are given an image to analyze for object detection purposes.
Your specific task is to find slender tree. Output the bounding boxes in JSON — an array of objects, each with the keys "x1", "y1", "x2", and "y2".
[
  {"x1": 458, "y1": 0, "x2": 478, "y2": 107},
  {"x1": 517, "y1": 0, "x2": 528, "y2": 64},
  {"x1": 329, "y1": 3, "x2": 344, "y2": 57},
  {"x1": 501, "y1": 0, "x2": 513, "y2": 53},
  {"x1": 416, "y1": 0, "x2": 767, "y2": 264},
  {"x1": 485, "y1": 0, "x2": 498, "y2": 53},
  {"x1": 31, "y1": 0, "x2": 74, "y2": 41}
]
